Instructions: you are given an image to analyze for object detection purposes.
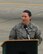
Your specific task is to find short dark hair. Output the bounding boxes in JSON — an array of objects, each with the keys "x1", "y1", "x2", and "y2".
[{"x1": 23, "y1": 10, "x2": 32, "y2": 17}]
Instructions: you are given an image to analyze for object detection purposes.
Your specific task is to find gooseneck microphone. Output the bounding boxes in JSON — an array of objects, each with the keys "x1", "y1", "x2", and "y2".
[
  {"x1": 24, "y1": 25, "x2": 28, "y2": 34},
  {"x1": 24, "y1": 25, "x2": 30, "y2": 39}
]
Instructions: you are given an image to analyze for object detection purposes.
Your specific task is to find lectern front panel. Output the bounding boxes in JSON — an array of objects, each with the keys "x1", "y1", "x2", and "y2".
[{"x1": 2, "y1": 41, "x2": 38, "y2": 54}]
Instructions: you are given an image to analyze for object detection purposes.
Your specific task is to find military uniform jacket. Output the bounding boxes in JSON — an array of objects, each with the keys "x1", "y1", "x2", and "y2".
[{"x1": 9, "y1": 22, "x2": 42, "y2": 44}]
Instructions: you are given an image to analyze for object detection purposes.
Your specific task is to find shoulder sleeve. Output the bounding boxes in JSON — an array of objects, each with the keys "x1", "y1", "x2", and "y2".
[
  {"x1": 9, "y1": 26, "x2": 17, "y2": 40},
  {"x1": 35, "y1": 26, "x2": 42, "y2": 45}
]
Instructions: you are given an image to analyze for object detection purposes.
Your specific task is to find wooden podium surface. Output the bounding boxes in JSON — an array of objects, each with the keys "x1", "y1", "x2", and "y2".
[{"x1": 1, "y1": 39, "x2": 38, "y2": 54}]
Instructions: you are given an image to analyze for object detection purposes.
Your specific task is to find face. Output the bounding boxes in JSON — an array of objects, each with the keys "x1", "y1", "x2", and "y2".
[{"x1": 21, "y1": 12, "x2": 31, "y2": 25}]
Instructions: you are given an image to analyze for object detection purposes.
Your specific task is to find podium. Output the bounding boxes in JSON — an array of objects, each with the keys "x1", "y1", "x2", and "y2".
[{"x1": 1, "y1": 39, "x2": 38, "y2": 54}]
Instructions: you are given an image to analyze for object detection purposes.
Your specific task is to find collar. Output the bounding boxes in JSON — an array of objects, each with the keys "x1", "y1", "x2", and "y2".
[{"x1": 21, "y1": 22, "x2": 32, "y2": 29}]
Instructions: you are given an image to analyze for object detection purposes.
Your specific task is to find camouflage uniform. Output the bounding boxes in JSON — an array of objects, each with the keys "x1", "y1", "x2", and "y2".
[{"x1": 9, "y1": 22, "x2": 42, "y2": 44}]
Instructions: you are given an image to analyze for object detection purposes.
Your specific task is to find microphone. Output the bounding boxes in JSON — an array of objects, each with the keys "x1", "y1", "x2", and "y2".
[
  {"x1": 24, "y1": 24, "x2": 27, "y2": 29},
  {"x1": 24, "y1": 25, "x2": 29, "y2": 34},
  {"x1": 24, "y1": 25, "x2": 30, "y2": 39}
]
